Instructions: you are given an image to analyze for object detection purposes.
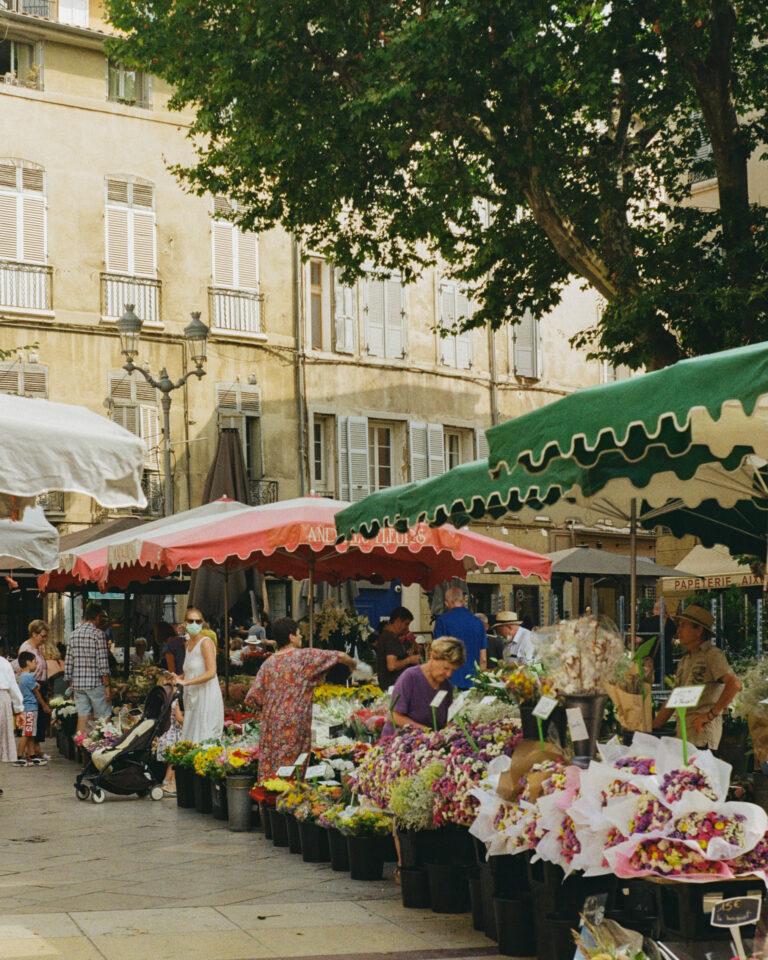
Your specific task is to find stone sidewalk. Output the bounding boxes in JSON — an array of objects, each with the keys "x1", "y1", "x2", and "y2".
[{"x1": 0, "y1": 755, "x2": 522, "y2": 960}]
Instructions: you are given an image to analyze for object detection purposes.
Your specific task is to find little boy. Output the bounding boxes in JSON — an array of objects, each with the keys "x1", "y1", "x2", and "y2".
[{"x1": 16, "y1": 652, "x2": 50, "y2": 766}]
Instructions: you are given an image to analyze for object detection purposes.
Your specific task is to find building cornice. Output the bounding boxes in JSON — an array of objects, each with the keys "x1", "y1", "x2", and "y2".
[{"x1": 0, "y1": 10, "x2": 112, "y2": 49}]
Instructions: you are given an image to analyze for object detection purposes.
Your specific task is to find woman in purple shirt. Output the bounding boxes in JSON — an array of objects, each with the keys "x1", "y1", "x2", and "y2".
[{"x1": 381, "y1": 636, "x2": 466, "y2": 737}]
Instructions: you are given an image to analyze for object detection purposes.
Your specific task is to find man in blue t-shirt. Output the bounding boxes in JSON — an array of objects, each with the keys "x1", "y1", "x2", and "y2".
[{"x1": 432, "y1": 587, "x2": 487, "y2": 689}]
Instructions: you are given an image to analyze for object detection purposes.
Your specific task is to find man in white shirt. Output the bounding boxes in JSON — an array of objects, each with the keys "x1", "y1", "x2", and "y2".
[{"x1": 496, "y1": 611, "x2": 536, "y2": 663}]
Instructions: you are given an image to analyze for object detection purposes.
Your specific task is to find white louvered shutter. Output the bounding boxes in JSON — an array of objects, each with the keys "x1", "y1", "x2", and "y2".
[
  {"x1": 333, "y1": 270, "x2": 356, "y2": 354},
  {"x1": 132, "y1": 210, "x2": 156, "y2": 278},
  {"x1": 216, "y1": 381, "x2": 261, "y2": 463},
  {"x1": 427, "y1": 424, "x2": 446, "y2": 477},
  {"x1": 22, "y1": 194, "x2": 46, "y2": 264},
  {"x1": 212, "y1": 221, "x2": 234, "y2": 286},
  {"x1": 139, "y1": 404, "x2": 161, "y2": 467},
  {"x1": 108, "y1": 370, "x2": 140, "y2": 436},
  {"x1": 475, "y1": 429, "x2": 490, "y2": 460},
  {"x1": 385, "y1": 277, "x2": 406, "y2": 358},
  {"x1": 337, "y1": 415, "x2": 350, "y2": 501},
  {"x1": 347, "y1": 416, "x2": 370, "y2": 501},
  {"x1": 439, "y1": 283, "x2": 456, "y2": 365},
  {"x1": 106, "y1": 207, "x2": 130, "y2": 274},
  {"x1": 365, "y1": 278, "x2": 386, "y2": 357},
  {"x1": 455, "y1": 290, "x2": 472, "y2": 369},
  {"x1": 409, "y1": 422, "x2": 429, "y2": 482},
  {"x1": 0, "y1": 365, "x2": 22, "y2": 395},
  {"x1": 514, "y1": 310, "x2": 539, "y2": 378},
  {"x1": 0, "y1": 191, "x2": 16, "y2": 260},
  {"x1": 20, "y1": 363, "x2": 48, "y2": 398},
  {"x1": 236, "y1": 230, "x2": 258, "y2": 290}
]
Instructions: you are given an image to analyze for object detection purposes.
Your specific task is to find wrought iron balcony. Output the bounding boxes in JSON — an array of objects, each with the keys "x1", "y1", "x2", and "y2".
[
  {"x1": 37, "y1": 490, "x2": 65, "y2": 515},
  {"x1": 3, "y1": 0, "x2": 57, "y2": 18},
  {"x1": 101, "y1": 273, "x2": 161, "y2": 325},
  {"x1": 209, "y1": 286, "x2": 262, "y2": 335},
  {"x1": 249, "y1": 479, "x2": 278, "y2": 505},
  {"x1": 0, "y1": 260, "x2": 52, "y2": 310}
]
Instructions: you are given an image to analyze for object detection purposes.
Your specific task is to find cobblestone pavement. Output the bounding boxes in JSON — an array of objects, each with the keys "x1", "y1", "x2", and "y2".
[{"x1": 0, "y1": 755, "x2": 525, "y2": 960}]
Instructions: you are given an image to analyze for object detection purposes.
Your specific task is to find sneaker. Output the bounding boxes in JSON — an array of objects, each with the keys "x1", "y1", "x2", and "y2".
[
  {"x1": 29, "y1": 757, "x2": 48, "y2": 766},
  {"x1": 12, "y1": 759, "x2": 29, "y2": 767},
  {"x1": 40, "y1": 753, "x2": 52, "y2": 761}
]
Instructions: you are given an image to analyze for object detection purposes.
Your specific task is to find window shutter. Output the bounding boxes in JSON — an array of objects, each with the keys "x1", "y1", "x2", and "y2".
[
  {"x1": 455, "y1": 330, "x2": 472, "y2": 370},
  {"x1": 139, "y1": 403, "x2": 161, "y2": 467},
  {"x1": 106, "y1": 207, "x2": 130, "y2": 274},
  {"x1": 132, "y1": 210, "x2": 156, "y2": 278},
  {"x1": 0, "y1": 163, "x2": 16, "y2": 190},
  {"x1": 216, "y1": 381, "x2": 260, "y2": 463},
  {"x1": 365, "y1": 278, "x2": 386, "y2": 357},
  {"x1": 21, "y1": 194, "x2": 45, "y2": 264},
  {"x1": 106, "y1": 178, "x2": 129, "y2": 205},
  {"x1": 409, "y1": 421, "x2": 429, "y2": 482},
  {"x1": 385, "y1": 277, "x2": 406, "y2": 358},
  {"x1": 514, "y1": 310, "x2": 539, "y2": 378},
  {"x1": 108, "y1": 371, "x2": 139, "y2": 435},
  {"x1": 427, "y1": 423, "x2": 446, "y2": 477},
  {"x1": 132, "y1": 183, "x2": 154, "y2": 209},
  {"x1": 475, "y1": 429, "x2": 490, "y2": 460},
  {"x1": 0, "y1": 365, "x2": 22, "y2": 395},
  {"x1": 439, "y1": 283, "x2": 457, "y2": 365},
  {"x1": 212, "y1": 221, "x2": 235, "y2": 287},
  {"x1": 347, "y1": 415, "x2": 370, "y2": 501},
  {"x1": 333, "y1": 270, "x2": 356, "y2": 354},
  {"x1": 337, "y1": 415, "x2": 350, "y2": 501},
  {"x1": 0, "y1": 192, "x2": 17, "y2": 260},
  {"x1": 20, "y1": 363, "x2": 48, "y2": 398},
  {"x1": 59, "y1": 0, "x2": 88, "y2": 26},
  {"x1": 236, "y1": 229, "x2": 258, "y2": 290},
  {"x1": 112, "y1": 404, "x2": 138, "y2": 435},
  {"x1": 239, "y1": 384, "x2": 262, "y2": 417}
]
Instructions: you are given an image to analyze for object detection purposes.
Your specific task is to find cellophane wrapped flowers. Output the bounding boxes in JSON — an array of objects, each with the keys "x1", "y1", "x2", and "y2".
[{"x1": 534, "y1": 616, "x2": 624, "y2": 695}]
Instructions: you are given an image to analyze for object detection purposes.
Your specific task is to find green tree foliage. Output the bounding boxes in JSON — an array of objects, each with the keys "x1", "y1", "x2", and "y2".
[{"x1": 106, "y1": 0, "x2": 768, "y2": 369}]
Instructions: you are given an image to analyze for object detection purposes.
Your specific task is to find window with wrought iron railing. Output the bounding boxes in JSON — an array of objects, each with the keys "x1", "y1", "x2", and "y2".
[
  {"x1": 0, "y1": 261, "x2": 51, "y2": 310},
  {"x1": 249, "y1": 479, "x2": 278, "y2": 505},
  {"x1": 101, "y1": 274, "x2": 161, "y2": 325}
]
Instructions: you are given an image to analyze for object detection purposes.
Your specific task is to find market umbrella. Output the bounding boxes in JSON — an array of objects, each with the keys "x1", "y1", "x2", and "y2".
[
  {"x1": 0, "y1": 392, "x2": 147, "y2": 518},
  {"x1": 0, "y1": 506, "x2": 59, "y2": 570}
]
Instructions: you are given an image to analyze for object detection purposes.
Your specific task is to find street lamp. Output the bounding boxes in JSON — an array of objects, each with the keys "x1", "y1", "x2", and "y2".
[{"x1": 116, "y1": 304, "x2": 209, "y2": 516}]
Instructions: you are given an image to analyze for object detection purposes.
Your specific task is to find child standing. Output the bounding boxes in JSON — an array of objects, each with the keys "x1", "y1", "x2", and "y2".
[{"x1": 16, "y1": 652, "x2": 50, "y2": 767}]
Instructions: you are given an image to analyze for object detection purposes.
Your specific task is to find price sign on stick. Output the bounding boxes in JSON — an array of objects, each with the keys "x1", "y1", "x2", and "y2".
[
  {"x1": 710, "y1": 896, "x2": 762, "y2": 960},
  {"x1": 533, "y1": 695, "x2": 558, "y2": 720},
  {"x1": 666, "y1": 685, "x2": 704, "y2": 766},
  {"x1": 295, "y1": 753, "x2": 309, "y2": 766},
  {"x1": 305, "y1": 764, "x2": 326, "y2": 780},
  {"x1": 480, "y1": 695, "x2": 496, "y2": 707},
  {"x1": 430, "y1": 690, "x2": 448, "y2": 708},
  {"x1": 566, "y1": 707, "x2": 589, "y2": 742},
  {"x1": 276, "y1": 765, "x2": 295, "y2": 778}
]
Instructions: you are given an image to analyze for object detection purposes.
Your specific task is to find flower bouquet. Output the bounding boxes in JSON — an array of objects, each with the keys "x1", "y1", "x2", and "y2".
[
  {"x1": 334, "y1": 805, "x2": 393, "y2": 837},
  {"x1": 534, "y1": 616, "x2": 625, "y2": 697},
  {"x1": 194, "y1": 744, "x2": 226, "y2": 780},
  {"x1": 163, "y1": 739, "x2": 196, "y2": 766},
  {"x1": 605, "y1": 834, "x2": 733, "y2": 879},
  {"x1": 49, "y1": 696, "x2": 77, "y2": 734},
  {"x1": 217, "y1": 744, "x2": 259, "y2": 778},
  {"x1": 250, "y1": 776, "x2": 293, "y2": 805},
  {"x1": 389, "y1": 761, "x2": 445, "y2": 831}
]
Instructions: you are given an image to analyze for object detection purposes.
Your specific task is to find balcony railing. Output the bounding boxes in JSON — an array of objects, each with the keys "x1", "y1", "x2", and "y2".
[
  {"x1": 209, "y1": 286, "x2": 262, "y2": 335},
  {"x1": 0, "y1": 260, "x2": 52, "y2": 310},
  {"x1": 3, "y1": 0, "x2": 57, "y2": 17},
  {"x1": 249, "y1": 479, "x2": 278, "y2": 505},
  {"x1": 101, "y1": 273, "x2": 161, "y2": 325},
  {"x1": 37, "y1": 490, "x2": 65, "y2": 515}
]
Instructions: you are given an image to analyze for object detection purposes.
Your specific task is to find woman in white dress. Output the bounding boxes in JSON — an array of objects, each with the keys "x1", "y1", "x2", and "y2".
[
  {"x1": 0, "y1": 655, "x2": 23, "y2": 763},
  {"x1": 172, "y1": 607, "x2": 224, "y2": 744}
]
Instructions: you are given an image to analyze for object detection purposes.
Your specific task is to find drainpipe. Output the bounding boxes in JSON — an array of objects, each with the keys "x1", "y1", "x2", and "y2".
[
  {"x1": 293, "y1": 237, "x2": 307, "y2": 495},
  {"x1": 487, "y1": 324, "x2": 500, "y2": 425}
]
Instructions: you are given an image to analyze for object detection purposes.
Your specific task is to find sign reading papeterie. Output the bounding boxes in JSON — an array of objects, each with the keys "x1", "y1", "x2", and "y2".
[
  {"x1": 533, "y1": 695, "x2": 558, "y2": 720},
  {"x1": 667, "y1": 685, "x2": 705, "y2": 709}
]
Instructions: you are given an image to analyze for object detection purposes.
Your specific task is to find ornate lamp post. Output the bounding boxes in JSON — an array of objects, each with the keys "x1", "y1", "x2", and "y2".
[{"x1": 116, "y1": 304, "x2": 209, "y2": 516}]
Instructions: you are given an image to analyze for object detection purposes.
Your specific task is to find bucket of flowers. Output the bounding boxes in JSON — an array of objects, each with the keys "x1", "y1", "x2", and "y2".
[
  {"x1": 335, "y1": 805, "x2": 395, "y2": 881},
  {"x1": 215, "y1": 744, "x2": 259, "y2": 831}
]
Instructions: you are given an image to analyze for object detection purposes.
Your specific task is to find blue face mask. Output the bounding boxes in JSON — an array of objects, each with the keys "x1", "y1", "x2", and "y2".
[{"x1": 186, "y1": 622, "x2": 203, "y2": 637}]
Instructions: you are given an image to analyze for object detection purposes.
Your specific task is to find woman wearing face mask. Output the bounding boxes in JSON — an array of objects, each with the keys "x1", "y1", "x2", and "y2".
[{"x1": 171, "y1": 607, "x2": 224, "y2": 744}]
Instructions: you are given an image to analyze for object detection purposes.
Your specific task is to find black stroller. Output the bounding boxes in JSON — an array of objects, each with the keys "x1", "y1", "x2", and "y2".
[{"x1": 74, "y1": 683, "x2": 176, "y2": 804}]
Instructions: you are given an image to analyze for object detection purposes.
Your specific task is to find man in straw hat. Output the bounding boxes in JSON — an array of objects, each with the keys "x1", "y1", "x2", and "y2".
[
  {"x1": 495, "y1": 610, "x2": 536, "y2": 664},
  {"x1": 652, "y1": 604, "x2": 741, "y2": 749}
]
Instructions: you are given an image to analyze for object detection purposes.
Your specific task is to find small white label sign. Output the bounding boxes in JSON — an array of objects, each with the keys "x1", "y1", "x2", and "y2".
[
  {"x1": 480, "y1": 695, "x2": 496, "y2": 706},
  {"x1": 533, "y1": 695, "x2": 558, "y2": 720},
  {"x1": 295, "y1": 752, "x2": 309, "y2": 766},
  {"x1": 566, "y1": 706, "x2": 589, "y2": 741},
  {"x1": 314, "y1": 725, "x2": 331, "y2": 741},
  {"x1": 305, "y1": 764, "x2": 326, "y2": 779},
  {"x1": 667, "y1": 685, "x2": 705, "y2": 709},
  {"x1": 276, "y1": 765, "x2": 295, "y2": 777},
  {"x1": 430, "y1": 690, "x2": 448, "y2": 708},
  {"x1": 387, "y1": 686, "x2": 395, "y2": 695}
]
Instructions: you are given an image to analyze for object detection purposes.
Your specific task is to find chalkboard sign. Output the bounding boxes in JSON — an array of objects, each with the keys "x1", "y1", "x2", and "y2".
[
  {"x1": 582, "y1": 893, "x2": 608, "y2": 926},
  {"x1": 710, "y1": 896, "x2": 762, "y2": 928},
  {"x1": 329, "y1": 723, "x2": 344, "y2": 738}
]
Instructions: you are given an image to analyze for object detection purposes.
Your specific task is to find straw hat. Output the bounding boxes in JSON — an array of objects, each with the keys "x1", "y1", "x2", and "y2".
[
  {"x1": 494, "y1": 610, "x2": 520, "y2": 625},
  {"x1": 675, "y1": 604, "x2": 714, "y2": 632}
]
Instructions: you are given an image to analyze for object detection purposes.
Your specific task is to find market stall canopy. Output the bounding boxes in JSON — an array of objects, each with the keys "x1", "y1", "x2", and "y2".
[
  {"x1": 78, "y1": 496, "x2": 551, "y2": 591},
  {"x1": 0, "y1": 506, "x2": 59, "y2": 570},
  {"x1": 547, "y1": 547, "x2": 688, "y2": 579},
  {"x1": 676, "y1": 543, "x2": 755, "y2": 578},
  {"x1": 38, "y1": 499, "x2": 250, "y2": 592},
  {"x1": 57, "y1": 516, "x2": 146, "y2": 554},
  {"x1": 486, "y1": 341, "x2": 768, "y2": 476},
  {"x1": 0, "y1": 393, "x2": 147, "y2": 518}
]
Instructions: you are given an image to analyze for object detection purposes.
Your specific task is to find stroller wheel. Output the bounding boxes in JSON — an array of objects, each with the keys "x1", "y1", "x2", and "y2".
[
  {"x1": 150, "y1": 785, "x2": 164, "y2": 801},
  {"x1": 91, "y1": 787, "x2": 105, "y2": 804},
  {"x1": 75, "y1": 784, "x2": 91, "y2": 801}
]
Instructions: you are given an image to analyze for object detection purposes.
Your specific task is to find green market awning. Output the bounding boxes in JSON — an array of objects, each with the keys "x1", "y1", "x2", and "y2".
[{"x1": 486, "y1": 341, "x2": 768, "y2": 475}]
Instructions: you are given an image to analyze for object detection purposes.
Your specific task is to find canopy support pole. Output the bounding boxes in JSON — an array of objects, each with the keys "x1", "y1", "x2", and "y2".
[
  {"x1": 308, "y1": 558, "x2": 315, "y2": 648},
  {"x1": 630, "y1": 498, "x2": 637, "y2": 651},
  {"x1": 224, "y1": 571, "x2": 230, "y2": 700}
]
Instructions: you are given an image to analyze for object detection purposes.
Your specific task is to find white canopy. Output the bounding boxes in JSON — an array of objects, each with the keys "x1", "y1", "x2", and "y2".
[
  {"x1": 0, "y1": 506, "x2": 59, "y2": 570},
  {"x1": 0, "y1": 393, "x2": 146, "y2": 517}
]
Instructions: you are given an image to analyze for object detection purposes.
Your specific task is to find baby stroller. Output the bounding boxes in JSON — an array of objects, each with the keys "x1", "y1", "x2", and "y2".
[{"x1": 74, "y1": 683, "x2": 176, "y2": 804}]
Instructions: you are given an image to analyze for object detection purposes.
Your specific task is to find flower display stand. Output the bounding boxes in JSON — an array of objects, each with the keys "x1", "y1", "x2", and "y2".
[
  {"x1": 210, "y1": 779, "x2": 228, "y2": 821},
  {"x1": 654, "y1": 878, "x2": 761, "y2": 941},
  {"x1": 346, "y1": 835, "x2": 385, "y2": 881},
  {"x1": 268, "y1": 808, "x2": 289, "y2": 847},
  {"x1": 426, "y1": 862, "x2": 470, "y2": 913},
  {"x1": 298, "y1": 821, "x2": 330, "y2": 863},
  {"x1": 193, "y1": 773, "x2": 213, "y2": 814},
  {"x1": 285, "y1": 813, "x2": 302, "y2": 854},
  {"x1": 174, "y1": 767, "x2": 195, "y2": 808},
  {"x1": 402, "y1": 867, "x2": 431, "y2": 909},
  {"x1": 226, "y1": 775, "x2": 253, "y2": 831},
  {"x1": 326, "y1": 828, "x2": 350, "y2": 872}
]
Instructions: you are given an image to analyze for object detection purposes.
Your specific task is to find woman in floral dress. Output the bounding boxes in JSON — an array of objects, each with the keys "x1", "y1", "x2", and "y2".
[{"x1": 245, "y1": 617, "x2": 357, "y2": 779}]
